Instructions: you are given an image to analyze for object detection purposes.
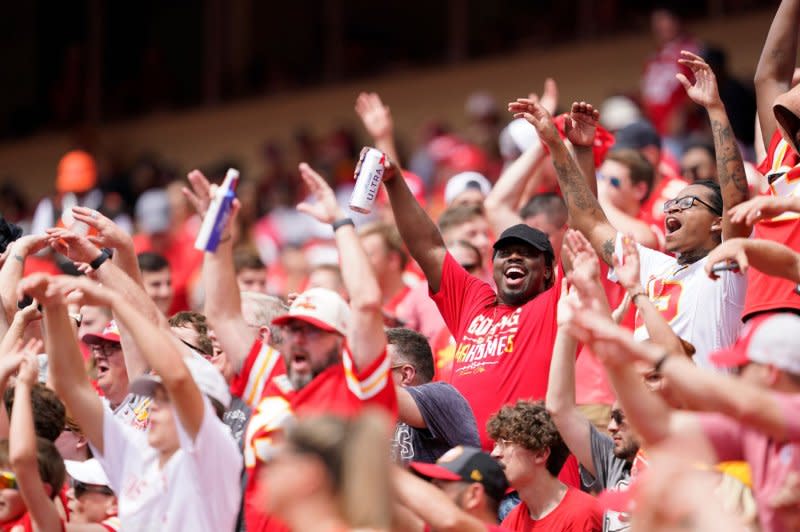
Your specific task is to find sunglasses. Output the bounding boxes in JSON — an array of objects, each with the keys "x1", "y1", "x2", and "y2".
[
  {"x1": 0, "y1": 471, "x2": 17, "y2": 490},
  {"x1": 663, "y1": 195, "x2": 721, "y2": 216},
  {"x1": 73, "y1": 480, "x2": 114, "y2": 498},
  {"x1": 596, "y1": 172, "x2": 621, "y2": 188},
  {"x1": 610, "y1": 409, "x2": 626, "y2": 426}
]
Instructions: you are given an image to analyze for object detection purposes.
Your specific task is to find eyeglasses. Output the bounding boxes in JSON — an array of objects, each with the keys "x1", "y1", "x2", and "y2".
[
  {"x1": 663, "y1": 195, "x2": 721, "y2": 216},
  {"x1": 282, "y1": 323, "x2": 326, "y2": 341},
  {"x1": 493, "y1": 438, "x2": 516, "y2": 450},
  {"x1": 597, "y1": 172, "x2": 622, "y2": 188},
  {"x1": 89, "y1": 343, "x2": 122, "y2": 358},
  {"x1": 73, "y1": 480, "x2": 114, "y2": 498},
  {"x1": 0, "y1": 471, "x2": 17, "y2": 490}
]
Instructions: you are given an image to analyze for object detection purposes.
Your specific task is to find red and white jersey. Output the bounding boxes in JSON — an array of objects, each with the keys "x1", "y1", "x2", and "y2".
[
  {"x1": 611, "y1": 233, "x2": 746, "y2": 368},
  {"x1": 243, "y1": 344, "x2": 397, "y2": 532},
  {"x1": 745, "y1": 132, "x2": 800, "y2": 320},
  {"x1": 230, "y1": 339, "x2": 286, "y2": 408}
]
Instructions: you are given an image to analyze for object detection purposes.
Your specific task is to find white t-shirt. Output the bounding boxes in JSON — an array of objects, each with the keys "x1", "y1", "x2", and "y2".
[
  {"x1": 92, "y1": 397, "x2": 242, "y2": 531},
  {"x1": 610, "y1": 233, "x2": 746, "y2": 368}
]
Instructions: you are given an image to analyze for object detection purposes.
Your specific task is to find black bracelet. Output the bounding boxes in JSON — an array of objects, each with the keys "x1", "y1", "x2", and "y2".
[
  {"x1": 89, "y1": 248, "x2": 112, "y2": 270},
  {"x1": 331, "y1": 218, "x2": 355, "y2": 232},
  {"x1": 653, "y1": 352, "x2": 670, "y2": 374}
]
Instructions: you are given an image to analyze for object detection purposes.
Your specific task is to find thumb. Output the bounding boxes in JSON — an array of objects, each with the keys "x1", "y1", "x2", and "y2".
[{"x1": 676, "y1": 73, "x2": 692, "y2": 92}]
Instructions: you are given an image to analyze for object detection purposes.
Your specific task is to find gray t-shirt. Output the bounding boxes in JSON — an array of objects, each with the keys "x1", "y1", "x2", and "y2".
[
  {"x1": 580, "y1": 424, "x2": 632, "y2": 532},
  {"x1": 392, "y1": 381, "x2": 480, "y2": 464}
]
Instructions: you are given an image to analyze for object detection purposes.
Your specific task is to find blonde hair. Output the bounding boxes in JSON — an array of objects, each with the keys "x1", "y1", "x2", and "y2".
[{"x1": 287, "y1": 409, "x2": 393, "y2": 529}]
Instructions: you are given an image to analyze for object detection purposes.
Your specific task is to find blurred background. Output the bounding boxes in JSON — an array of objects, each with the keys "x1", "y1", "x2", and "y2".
[{"x1": 0, "y1": 0, "x2": 777, "y2": 224}]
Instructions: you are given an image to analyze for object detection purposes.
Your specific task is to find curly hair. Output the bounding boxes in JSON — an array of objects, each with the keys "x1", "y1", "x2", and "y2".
[{"x1": 486, "y1": 400, "x2": 569, "y2": 477}]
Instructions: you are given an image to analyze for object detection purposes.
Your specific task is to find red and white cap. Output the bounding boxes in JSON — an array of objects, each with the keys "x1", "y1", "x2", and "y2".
[
  {"x1": 81, "y1": 320, "x2": 121, "y2": 345},
  {"x1": 710, "y1": 313, "x2": 800, "y2": 374},
  {"x1": 271, "y1": 287, "x2": 350, "y2": 336}
]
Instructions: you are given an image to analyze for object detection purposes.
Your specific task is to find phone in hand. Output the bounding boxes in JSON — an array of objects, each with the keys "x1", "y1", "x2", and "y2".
[{"x1": 711, "y1": 261, "x2": 740, "y2": 274}]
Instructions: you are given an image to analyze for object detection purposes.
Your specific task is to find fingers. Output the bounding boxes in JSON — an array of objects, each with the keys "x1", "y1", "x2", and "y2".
[
  {"x1": 675, "y1": 73, "x2": 692, "y2": 92},
  {"x1": 570, "y1": 101, "x2": 599, "y2": 121},
  {"x1": 71, "y1": 206, "x2": 105, "y2": 228},
  {"x1": 540, "y1": 78, "x2": 558, "y2": 114}
]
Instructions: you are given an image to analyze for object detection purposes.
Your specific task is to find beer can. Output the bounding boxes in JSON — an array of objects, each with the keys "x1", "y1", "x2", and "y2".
[{"x1": 349, "y1": 147, "x2": 386, "y2": 214}]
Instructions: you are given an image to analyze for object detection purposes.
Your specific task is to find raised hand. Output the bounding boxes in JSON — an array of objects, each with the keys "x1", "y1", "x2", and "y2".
[
  {"x1": 17, "y1": 274, "x2": 64, "y2": 307},
  {"x1": 612, "y1": 235, "x2": 642, "y2": 292},
  {"x1": 16, "y1": 298, "x2": 42, "y2": 324},
  {"x1": 184, "y1": 169, "x2": 214, "y2": 217},
  {"x1": 8, "y1": 234, "x2": 49, "y2": 258},
  {"x1": 676, "y1": 50, "x2": 722, "y2": 110},
  {"x1": 729, "y1": 195, "x2": 795, "y2": 226},
  {"x1": 556, "y1": 279, "x2": 581, "y2": 328},
  {"x1": 355, "y1": 92, "x2": 394, "y2": 141},
  {"x1": 508, "y1": 96, "x2": 562, "y2": 146},
  {"x1": 563, "y1": 229, "x2": 600, "y2": 291},
  {"x1": 703, "y1": 238, "x2": 750, "y2": 280},
  {"x1": 47, "y1": 275, "x2": 115, "y2": 308},
  {"x1": 539, "y1": 78, "x2": 559, "y2": 116},
  {"x1": 71, "y1": 207, "x2": 131, "y2": 251},
  {"x1": 45, "y1": 227, "x2": 102, "y2": 265},
  {"x1": 564, "y1": 101, "x2": 600, "y2": 147},
  {"x1": 296, "y1": 163, "x2": 346, "y2": 224},
  {"x1": 15, "y1": 340, "x2": 43, "y2": 387}
]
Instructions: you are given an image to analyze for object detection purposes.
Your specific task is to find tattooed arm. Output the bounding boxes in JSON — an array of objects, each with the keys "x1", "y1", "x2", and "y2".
[
  {"x1": 509, "y1": 98, "x2": 617, "y2": 265},
  {"x1": 677, "y1": 51, "x2": 750, "y2": 240}
]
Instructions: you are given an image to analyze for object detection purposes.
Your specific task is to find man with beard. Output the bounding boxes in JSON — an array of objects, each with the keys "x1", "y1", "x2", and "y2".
[{"x1": 221, "y1": 163, "x2": 396, "y2": 532}]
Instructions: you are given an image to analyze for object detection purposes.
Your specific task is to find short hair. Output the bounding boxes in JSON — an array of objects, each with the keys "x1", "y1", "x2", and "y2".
[
  {"x1": 0, "y1": 438, "x2": 66, "y2": 496},
  {"x1": 519, "y1": 193, "x2": 568, "y2": 228},
  {"x1": 438, "y1": 204, "x2": 485, "y2": 235},
  {"x1": 4, "y1": 384, "x2": 66, "y2": 442},
  {"x1": 606, "y1": 149, "x2": 656, "y2": 201},
  {"x1": 233, "y1": 249, "x2": 265, "y2": 274},
  {"x1": 486, "y1": 400, "x2": 569, "y2": 477},
  {"x1": 137, "y1": 251, "x2": 169, "y2": 273},
  {"x1": 241, "y1": 291, "x2": 290, "y2": 346},
  {"x1": 693, "y1": 179, "x2": 723, "y2": 215},
  {"x1": 358, "y1": 221, "x2": 409, "y2": 269},
  {"x1": 169, "y1": 311, "x2": 214, "y2": 356},
  {"x1": 386, "y1": 328, "x2": 435, "y2": 383}
]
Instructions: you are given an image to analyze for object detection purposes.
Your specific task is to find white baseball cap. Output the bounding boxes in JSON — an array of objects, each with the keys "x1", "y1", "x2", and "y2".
[
  {"x1": 65, "y1": 459, "x2": 111, "y2": 487},
  {"x1": 271, "y1": 287, "x2": 350, "y2": 336},
  {"x1": 129, "y1": 355, "x2": 231, "y2": 410},
  {"x1": 444, "y1": 171, "x2": 492, "y2": 206},
  {"x1": 710, "y1": 313, "x2": 800, "y2": 374}
]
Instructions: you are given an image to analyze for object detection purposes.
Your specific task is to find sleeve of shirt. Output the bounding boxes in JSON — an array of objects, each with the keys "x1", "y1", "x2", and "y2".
[
  {"x1": 230, "y1": 339, "x2": 285, "y2": 408},
  {"x1": 90, "y1": 408, "x2": 145, "y2": 493},
  {"x1": 697, "y1": 412, "x2": 745, "y2": 462},
  {"x1": 583, "y1": 424, "x2": 615, "y2": 490},
  {"x1": 431, "y1": 253, "x2": 493, "y2": 337},
  {"x1": 342, "y1": 345, "x2": 397, "y2": 415},
  {"x1": 774, "y1": 393, "x2": 800, "y2": 441},
  {"x1": 608, "y1": 232, "x2": 673, "y2": 287},
  {"x1": 406, "y1": 382, "x2": 480, "y2": 449},
  {"x1": 176, "y1": 397, "x2": 243, "y2": 525}
]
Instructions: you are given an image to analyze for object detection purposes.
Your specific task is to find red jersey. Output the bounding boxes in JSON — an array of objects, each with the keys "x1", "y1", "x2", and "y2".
[
  {"x1": 501, "y1": 488, "x2": 602, "y2": 531},
  {"x1": 230, "y1": 339, "x2": 286, "y2": 408},
  {"x1": 243, "y1": 344, "x2": 397, "y2": 532},
  {"x1": 432, "y1": 253, "x2": 562, "y2": 450},
  {"x1": 744, "y1": 131, "x2": 800, "y2": 320}
]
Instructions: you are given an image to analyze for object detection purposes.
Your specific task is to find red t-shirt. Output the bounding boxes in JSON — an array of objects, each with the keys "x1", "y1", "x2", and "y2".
[
  {"x1": 2, "y1": 513, "x2": 66, "y2": 532},
  {"x1": 501, "y1": 488, "x2": 602, "y2": 531},
  {"x1": 243, "y1": 345, "x2": 397, "y2": 532},
  {"x1": 431, "y1": 253, "x2": 562, "y2": 450},
  {"x1": 745, "y1": 131, "x2": 800, "y2": 320}
]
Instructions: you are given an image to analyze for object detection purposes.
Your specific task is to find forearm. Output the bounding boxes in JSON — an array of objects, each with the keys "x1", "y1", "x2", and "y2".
[
  {"x1": 111, "y1": 239, "x2": 143, "y2": 287},
  {"x1": 374, "y1": 137, "x2": 400, "y2": 169},
  {"x1": 0, "y1": 247, "x2": 26, "y2": 321},
  {"x1": 484, "y1": 145, "x2": 545, "y2": 233},
  {"x1": 43, "y1": 303, "x2": 93, "y2": 396},
  {"x1": 708, "y1": 106, "x2": 749, "y2": 239},
  {"x1": 0, "y1": 316, "x2": 27, "y2": 356},
  {"x1": 546, "y1": 327, "x2": 579, "y2": 413},
  {"x1": 573, "y1": 145, "x2": 597, "y2": 198},
  {"x1": 384, "y1": 174, "x2": 446, "y2": 289},
  {"x1": 630, "y1": 294, "x2": 685, "y2": 354},
  {"x1": 10, "y1": 383, "x2": 37, "y2": 469},
  {"x1": 203, "y1": 237, "x2": 243, "y2": 320},
  {"x1": 744, "y1": 238, "x2": 800, "y2": 282},
  {"x1": 548, "y1": 140, "x2": 615, "y2": 264},
  {"x1": 605, "y1": 360, "x2": 674, "y2": 445},
  {"x1": 754, "y1": 0, "x2": 800, "y2": 87}
]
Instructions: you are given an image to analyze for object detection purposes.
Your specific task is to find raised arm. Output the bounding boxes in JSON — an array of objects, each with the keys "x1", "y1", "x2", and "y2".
[
  {"x1": 754, "y1": 0, "x2": 800, "y2": 150},
  {"x1": 509, "y1": 98, "x2": 617, "y2": 265},
  {"x1": 393, "y1": 467, "x2": 488, "y2": 532},
  {"x1": 705, "y1": 237, "x2": 800, "y2": 283},
  {"x1": 563, "y1": 101, "x2": 600, "y2": 199},
  {"x1": 484, "y1": 142, "x2": 546, "y2": 235},
  {"x1": 9, "y1": 342, "x2": 63, "y2": 532},
  {"x1": 614, "y1": 235, "x2": 685, "y2": 354},
  {"x1": 297, "y1": 163, "x2": 386, "y2": 369},
  {"x1": 185, "y1": 170, "x2": 255, "y2": 372},
  {"x1": 70, "y1": 206, "x2": 143, "y2": 285},
  {"x1": 383, "y1": 159, "x2": 448, "y2": 292},
  {"x1": 729, "y1": 193, "x2": 800, "y2": 228},
  {"x1": 677, "y1": 51, "x2": 749, "y2": 240},
  {"x1": 0, "y1": 235, "x2": 48, "y2": 322},
  {"x1": 20, "y1": 275, "x2": 106, "y2": 453},
  {"x1": 354, "y1": 92, "x2": 401, "y2": 165}
]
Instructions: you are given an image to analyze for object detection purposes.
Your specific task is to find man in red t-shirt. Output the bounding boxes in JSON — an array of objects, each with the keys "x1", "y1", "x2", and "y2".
[{"x1": 487, "y1": 401, "x2": 602, "y2": 531}]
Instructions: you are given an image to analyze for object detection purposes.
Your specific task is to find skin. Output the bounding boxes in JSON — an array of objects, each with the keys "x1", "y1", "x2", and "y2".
[
  {"x1": 597, "y1": 159, "x2": 647, "y2": 216},
  {"x1": 492, "y1": 242, "x2": 552, "y2": 307},
  {"x1": 146, "y1": 386, "x2": 181, "y2": 462},
  {"x1": 523, "y1": 213, "x2": 567, "y2": 264},
  {"x1": 450, "y1": 189, "x2": 486, "y2": 208},
  {"x1": 448, "y1": 243, "x2": 485, "y2": 280},
  {"x1": 141, "y1": 268, "x2": 173, "y2": 315},
  {"x1": 66, "y1": 488, "x2": 116, "y2": 524},
  {"x1": 662, "y1": 184, "x2": 722, "y2": 262},
  {"x1": 607, "y1": 403, "x2": 640, "y2": 461},
  {"x1": 90, "y1": 341, "x2": 128, "y2": 408},
  {"x1": 680, "y1": 147, "x2": 717, "y2": 182},
  {"x1": 307, "y1": 268, "x2": 346, "y2": 298},
  {"x1": 441, "y1": 218, "x2": 493, "y2": 268},
  {"x1": 237, "y1": 268, "x2": 268, "y2": 294},
  {"x1": 77, "y1": 306, "x2": 111, "y2": 338},
  {"x1": 280, "y1": 319, "x2": 343, "y2": 390},
  {"x1": 0, "y1": 483, "x2": 25, "y2": 524},
  {"x1": 490, "y1": 440, "x2": 540, "y2": 487}
]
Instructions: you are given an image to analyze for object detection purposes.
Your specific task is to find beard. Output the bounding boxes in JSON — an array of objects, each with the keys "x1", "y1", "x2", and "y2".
[
  {"x1": 613, "y1": 438, "x2": 640, "y2": 462},
  {"x1": 287, "y1": 344, "x2": 341, "y2": 390}
]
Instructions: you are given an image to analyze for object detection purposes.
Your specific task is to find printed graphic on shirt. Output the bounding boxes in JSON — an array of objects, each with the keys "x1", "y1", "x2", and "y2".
[{"x1": 452, "y1": 307, "x2": 522, "y2": 377}]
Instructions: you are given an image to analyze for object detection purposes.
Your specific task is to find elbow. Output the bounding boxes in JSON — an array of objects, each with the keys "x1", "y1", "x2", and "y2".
[{"x1": 9, "y1": 447, "x2": 35, "y2": 471}]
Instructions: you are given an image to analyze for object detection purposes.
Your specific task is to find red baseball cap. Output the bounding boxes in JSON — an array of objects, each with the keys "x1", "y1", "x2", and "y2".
[
  {"x1": 710, "y1": 313, "x2": 800, "y2": 373},
  {"x1": 81, "y1": 320, "x2": 121, "y2": 345}
]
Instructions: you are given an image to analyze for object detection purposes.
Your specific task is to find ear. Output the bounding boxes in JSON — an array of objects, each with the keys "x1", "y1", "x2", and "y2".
[
  {"x1": 534, "y1": 447, "x2": 551, "y2": 467},
  {"x1": 259, "y1": 325, "x2": 271, "y2": 345},
  {"x1": 106, "y1": 497, "x2": 119, "y2": 517},
  {"x1": 461, "y1": 482, "x2": 483, "y2": 511},
  {"x1": 710, "y1": 216, "x2": 723, "y2": 234},
  {"x1": 400, "y1": 365, "x2": 416, "y2": 386}
]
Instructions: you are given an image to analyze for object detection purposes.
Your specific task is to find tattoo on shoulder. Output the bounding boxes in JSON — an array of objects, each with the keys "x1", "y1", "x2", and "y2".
[{"x1": 601, "y1": 239, "x2": 615, "y2": 264}]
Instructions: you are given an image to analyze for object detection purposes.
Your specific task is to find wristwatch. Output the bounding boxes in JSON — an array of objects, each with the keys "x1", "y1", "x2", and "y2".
[{"x1": 89, "y1": 248, "x2": 113, "y2": 270}]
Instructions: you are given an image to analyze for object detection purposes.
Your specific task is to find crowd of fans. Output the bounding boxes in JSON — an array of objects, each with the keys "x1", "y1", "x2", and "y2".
[{"x1": 0, "y1": 5, "x2": 799, "y2": 531}]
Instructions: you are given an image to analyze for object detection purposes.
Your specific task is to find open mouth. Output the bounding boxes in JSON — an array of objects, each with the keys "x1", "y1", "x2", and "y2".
[
  {"x1": 665, "y1": 216, "x2": 682, "y2": 235},
  {"x1": 503, "y1": 264, "x2": 527, "y2": 287},
  {"x1": 290, "y1": 353, "x2": 311, "y2": 374}
]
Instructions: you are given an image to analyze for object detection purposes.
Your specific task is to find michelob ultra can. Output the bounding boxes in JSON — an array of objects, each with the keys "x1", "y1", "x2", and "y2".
[{"x1": 349, "y1": 147, "x2": 386, "y2": 214}]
